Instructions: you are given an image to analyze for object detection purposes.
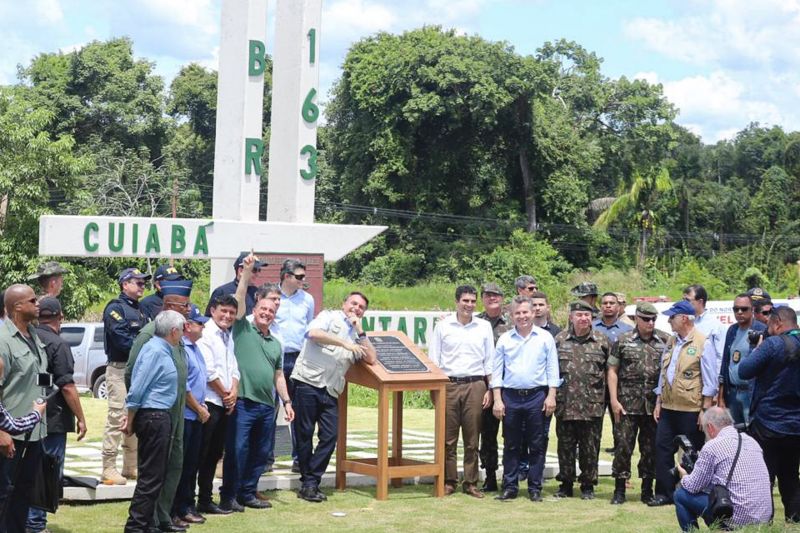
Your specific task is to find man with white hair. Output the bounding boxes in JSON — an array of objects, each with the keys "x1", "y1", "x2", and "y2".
[
  {"x1": 650, "y1": 300, "x2": 718, "y2": 507},
  {"x1": 674, "y1": 407, "x2": 771, "y2": 531},
  {"x1": 123, "y1": 310, "x2": 186, "y2": 533}
]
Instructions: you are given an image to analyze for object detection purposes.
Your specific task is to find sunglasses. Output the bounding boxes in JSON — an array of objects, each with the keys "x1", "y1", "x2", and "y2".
[
  {"x1": 292, "y1": 274, "x2": 306, "y2": 281},
  {"x1": 523, "y1": 286, "x2": 537, "y2": 291},
  {"x1": 637, "y1": 316, "x2": 656, "y2": 323},
  {"x1": 733, "y1": 306, "x2": 751, "y2": 313},
  {"x1": 757, "y1": 309, "x2": 772, "y2": 316}
]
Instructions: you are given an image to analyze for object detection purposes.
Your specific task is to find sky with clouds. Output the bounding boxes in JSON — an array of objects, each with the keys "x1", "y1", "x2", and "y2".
[{"x1": 2, "y1": 0, "x2": 799, "y2": 143}]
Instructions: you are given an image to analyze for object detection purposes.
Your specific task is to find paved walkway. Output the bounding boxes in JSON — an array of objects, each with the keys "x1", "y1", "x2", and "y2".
[{"x1": 62, "y1": 428, "x2": 611, "y2": 501}]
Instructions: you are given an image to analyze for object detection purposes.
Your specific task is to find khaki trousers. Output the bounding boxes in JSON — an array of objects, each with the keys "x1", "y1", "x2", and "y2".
[
  {"x1": 102, "y1": 363, "x2": 138, "y2": 470},
  {"x1": 445, "y1": 380, "x2": 486, "y2": 487}
]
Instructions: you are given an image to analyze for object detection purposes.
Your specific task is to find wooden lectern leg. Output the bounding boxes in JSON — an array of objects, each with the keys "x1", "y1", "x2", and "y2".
[
  {"x1": 391, "y1": 391, "x2": 403, "y2": 489},
  {"x1": 376, "y1": 387, "x2": 389, "y2": 500},
  {"x1": 335, "y1": 383, "x2": 348, "y2": 490},
  {"x1": 432, "y1": 386, "x2": 446, "y2": 497}
]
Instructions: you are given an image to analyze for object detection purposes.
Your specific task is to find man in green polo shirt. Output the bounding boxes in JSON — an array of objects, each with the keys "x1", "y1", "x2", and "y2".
[{"x1": 220, "y1": 254, "x2": 294, "y2": 511}]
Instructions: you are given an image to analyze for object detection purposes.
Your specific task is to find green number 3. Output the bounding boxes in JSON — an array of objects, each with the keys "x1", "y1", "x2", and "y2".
[
  {"x1": 300, "y1": 144, "x2": 318, "y2": 180},
  {"x1": 302, "y1": 88, "x2": 319, "y2": 123}
]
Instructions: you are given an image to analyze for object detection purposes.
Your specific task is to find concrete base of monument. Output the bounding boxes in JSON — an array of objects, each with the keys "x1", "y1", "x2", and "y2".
[{"x1": 62, "y1": 454, "x2": 611, "y2": 502}]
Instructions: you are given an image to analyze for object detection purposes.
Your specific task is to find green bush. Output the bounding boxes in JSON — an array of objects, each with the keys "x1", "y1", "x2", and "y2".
[{"x1": 360, "y1": 248, "x2": 426, "y2": 287}]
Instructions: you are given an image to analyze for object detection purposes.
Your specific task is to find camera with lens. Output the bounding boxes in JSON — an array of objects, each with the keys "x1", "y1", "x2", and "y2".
[
  {"x1": 669, "y1": 435, "x2": 698, "y2": 485},
  {"x1": 747, "y1": 329, "x2": 768, "y2": 346}
]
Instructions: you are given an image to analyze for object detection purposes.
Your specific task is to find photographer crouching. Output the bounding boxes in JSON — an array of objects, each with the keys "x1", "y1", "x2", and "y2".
[{"x1": 674, "y1": 407, "x2": 771, "y2": 531}]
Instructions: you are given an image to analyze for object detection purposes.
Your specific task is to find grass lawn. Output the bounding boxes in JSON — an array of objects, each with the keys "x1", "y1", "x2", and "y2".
[{"x1": 54, "y1": 398, "x2": 794, "y2": 532}]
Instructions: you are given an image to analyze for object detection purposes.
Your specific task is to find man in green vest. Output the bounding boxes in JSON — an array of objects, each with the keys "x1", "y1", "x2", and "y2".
[{"x1": 126, "y1": 280, "x2": 194, "y2": 532}]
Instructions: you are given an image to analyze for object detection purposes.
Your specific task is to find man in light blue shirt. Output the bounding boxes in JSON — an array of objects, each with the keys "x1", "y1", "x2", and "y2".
[
  {"x1": 491, "y1": 296, "x2": 559, "y2": 502},
  {"x1": 593, "y1": 292, "x2": 633, "y2": 344},
  {"x1": 274, "y1": 259, "x2": 315, "y2": 471},
  {"x1": 123, "y1": 310, "x2": 185, "y2": 533},
  {"x1": 683, "y1": 284, "x2": 725, "y2": 371}
]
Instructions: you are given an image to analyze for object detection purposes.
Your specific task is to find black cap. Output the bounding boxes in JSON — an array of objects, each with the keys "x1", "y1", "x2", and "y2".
[
  {"x1": 233, "y1": 252, "x2": 266, "y2": 270},
  {"x1": 38, "y1": 297, "x2": 62, "y2": 319},
  {"x1": 154, "y1": 264, "x2": 183, "y2": 282}
]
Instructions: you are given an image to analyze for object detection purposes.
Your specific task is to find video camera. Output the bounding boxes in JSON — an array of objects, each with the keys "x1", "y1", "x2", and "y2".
[{"x1": 669, "y1": 435, "x2": 699, "y2": 485}]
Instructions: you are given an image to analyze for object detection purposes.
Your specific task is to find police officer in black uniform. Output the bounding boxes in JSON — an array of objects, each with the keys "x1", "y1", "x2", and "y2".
[
  {"x1": 140, "y1": 264, "x2": 184, "y2": 321},
  {"x1": 205, "y1": 252, "x2": 264, "y2": 316},
  {"x1": 101, "y1": 267, "x2": 150, "y2": 485}
]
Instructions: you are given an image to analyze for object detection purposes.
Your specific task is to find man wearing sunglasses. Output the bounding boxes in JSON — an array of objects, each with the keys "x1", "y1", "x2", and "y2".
[
  {"x1": 748, "y1": 288, "x2": 773, "y2": 326},
  {"x1": 101, "y1": 267, "x2": 151, "y2": 486},
  {"x1": 274, "y1": 259, "x2": 315, "y2": 473},
  {"x1": 718, "y1": 294, "x2": 765, "y2": 425},
  {"x1": 607, "y1": 302, "x2": 669, "y2": 505}
]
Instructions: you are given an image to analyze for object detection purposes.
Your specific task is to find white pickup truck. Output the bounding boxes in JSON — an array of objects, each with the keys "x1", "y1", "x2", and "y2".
[{"x1": 60, "y1": 322, "x2": 108, "y2": 399}]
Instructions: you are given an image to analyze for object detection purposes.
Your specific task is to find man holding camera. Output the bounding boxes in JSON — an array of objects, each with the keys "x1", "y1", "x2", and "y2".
[
  {"x1": 736, "y1": 305, "x2": 800, "y2": 522},
  {"x1": 650, "y1": 300, "x2": 718, "y2": 507},
  {"x1": 673, "y1": 407, "x2": 771, "y2": 531}
]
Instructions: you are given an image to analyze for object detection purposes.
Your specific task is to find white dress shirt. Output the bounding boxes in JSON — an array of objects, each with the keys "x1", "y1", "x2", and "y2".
[
  {"x1": 428, "y1": 314, "x2": 494, "y2": 377},
  {"x1": 196, "y1": 319, "x2": 240, "y2": 408}
]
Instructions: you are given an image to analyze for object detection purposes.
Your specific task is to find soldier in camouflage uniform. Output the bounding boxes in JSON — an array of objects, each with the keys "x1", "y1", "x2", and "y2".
[
  {"x1": 607, "y1": 302, "x2": 669, "y2": 504},
  {"x1": 553, "y1": 300, "x2": 611, "y2": 499},
  {"x1": 571, "y1": 282, "x2": 599, "y2": 319},
  {"x1": 476, "y1": 283, "x2": 513, "y2": 492}
]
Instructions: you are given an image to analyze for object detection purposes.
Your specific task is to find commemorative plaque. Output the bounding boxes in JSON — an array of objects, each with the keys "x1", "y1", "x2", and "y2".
[
  {"x1": 372, "y1": 335, "x2": 430, "y2": 373},
  {"x1": 336, "y1": 331, "x2": 448, "y2": 500}
]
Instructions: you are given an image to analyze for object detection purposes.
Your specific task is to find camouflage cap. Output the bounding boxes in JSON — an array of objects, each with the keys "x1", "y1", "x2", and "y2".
[
  {"x1": 615, "y1": 292, "x2": 627, "y2": 303},
  {"x1": 481, "y1": 282, "x2": 504, "y2": 296},
  {"x1": 27, "y1": 261, "x2": 68, "y2": 281},
  {"x1": 569, "y1": 300, "x2": 595, "y2": 313},
  {"x1": 571, "y1": 282, "x2": 598, "y2": 297},
  {"x1": 635, "y1": 302, "x2": 658, "y2": 317}
]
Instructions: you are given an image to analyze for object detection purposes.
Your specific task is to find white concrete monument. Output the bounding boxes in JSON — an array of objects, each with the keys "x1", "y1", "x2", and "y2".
[{"x1": 39, "y1": 0, "x2": 385, "y2": 286}]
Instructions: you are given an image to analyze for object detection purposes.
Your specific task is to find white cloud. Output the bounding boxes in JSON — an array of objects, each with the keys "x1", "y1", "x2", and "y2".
[
  {"x1": 34, "y1": 0, "x2": 64, "y2": 25},
  {"x1": 632, "y1": 71, "x2": 659, "y2": 84}
]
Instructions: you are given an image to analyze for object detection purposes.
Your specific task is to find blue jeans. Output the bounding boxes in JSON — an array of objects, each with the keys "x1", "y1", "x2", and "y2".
[
  {"x1": 293, "y1": 381, "x2": 338, "y2": 489},
  {"x1": 674, "y1": 486, "x2": 712, "y2": 531},
  {"x1": 173, "y1": 419, "x2": 203, "y2": 517},
  {"x1": 501, "y1": 387, "x2": 547, "y2": 494},
  {"x1": 727, "y1": 387, "x2": 752, "y2": 426},
  {"x1": 220, "y1": 399, "x2": 275, "y2": 503},
  {"x1": 26, "y1": 433, "x2": 66, "y2": 533}
]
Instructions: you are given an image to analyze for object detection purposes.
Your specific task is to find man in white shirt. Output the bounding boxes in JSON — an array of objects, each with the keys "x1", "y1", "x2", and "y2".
[
  {"x1": 429, "y1": 285, "x2": 494, "y2": 498},
  {"x1": 195, "y1": 293, "x2": 241, "y2": 515},
  {"x1": 683, "y1": 284, "x2": 725, "y2": 371}
]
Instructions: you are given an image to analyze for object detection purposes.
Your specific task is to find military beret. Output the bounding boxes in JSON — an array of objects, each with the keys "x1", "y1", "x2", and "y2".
[
  {"x1": 28, "y1": 261, "x2": 68, "y2": 281},
  {"x1": 569, "y1": 300, "x2": 594, "y2": 313},
  {"x1": 160, "y1": 279, "x2": 193, "y2": 297},
  {"x1": 481, "y1": 282, "x2": 504, "y2": 296},
  {"x1": 571, "y1": 282, "x2": 598, "y2": 297},
  {"x1": 635, "y1": 302, "x2": 658, "y2": 317}
]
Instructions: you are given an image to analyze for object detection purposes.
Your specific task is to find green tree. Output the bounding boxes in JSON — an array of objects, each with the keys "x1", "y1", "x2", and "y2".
[{"x1": 594, "y1": 167, "x2": 674, "y2": 267}]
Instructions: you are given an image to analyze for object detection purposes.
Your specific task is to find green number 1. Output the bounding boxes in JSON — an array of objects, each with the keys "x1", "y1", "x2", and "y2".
[
  {"x1": 308, "y1": 28, "x2": 316, "y2": 64},
  {"x1": 300, "y1": 145, "x2": 318, "y2": 180}
]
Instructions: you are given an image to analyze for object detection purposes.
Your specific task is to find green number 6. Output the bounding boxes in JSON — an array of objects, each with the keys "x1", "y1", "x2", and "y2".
[
  {"x1": 302, "y1": 88, "x2": 319, "y2": 123},
  {"x1": 300, "y1": 144, "x2": 318, "y2": 180}
]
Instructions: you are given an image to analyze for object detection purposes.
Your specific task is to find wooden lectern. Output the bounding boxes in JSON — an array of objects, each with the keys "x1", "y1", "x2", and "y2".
[{"x1": 335, "y1": 331, "x2": 448, "y2": 500}]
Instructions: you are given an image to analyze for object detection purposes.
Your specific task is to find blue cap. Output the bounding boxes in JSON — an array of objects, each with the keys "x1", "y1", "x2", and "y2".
[
  {"x1": 662, "y1": 300, "x2": 696, "y2": 317},
  {"x1": 154, "y1": 264, "x2": 183, "y2": 282},
  {"x1": 233, "y1": 252, "x2": 266, "y2": 270},
  {"x1": 187, "y1": 304, "x2": 209, "y2": 324},
  {"x1": 160, "y1": 279, "x2": 193, "y2": 297},
  {"x1": 118, "y1": 268, "x2": 151, "y2": 284}
]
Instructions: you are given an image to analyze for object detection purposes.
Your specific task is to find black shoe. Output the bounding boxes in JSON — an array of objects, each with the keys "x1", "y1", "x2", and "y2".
[
  {"x1": 641, "y1": 478, "x2": 654, "y2": 504},
  {"x1": 554, "y1": 484, "x2": 573, "y2": 498},
  {"x1": 196, "y1": 502, "x2": 233, "y2": 515},
  {"x1": 611, "y1": 491, "x2": 626, "y2": 504},
  {"x1": 291, "y1": 460, "x2": 301, "y2": 473},
  {"x1": 580, "y1": 486, "x2": 595, "y2": 500},
  {"x1": 494, "y1": 489, "x2": 517, "y2": 501},
  {"x1": 529, "y1": 490, "x2": 543, "y2": 502},
  {"x1": 297, "y1": 486, "x2": 324, "y2": 503},
  {"x1": 219, "y1": 499, "x2": 245, "y2": 513},
  {"x1": 647, "y1": 495, "x2": 673, "y2": 507},
  {"x1": 314, "y1": 487, "x2": 328, "y2": 501},
  {"x1": 240, "y1": 498, "x2": 272, "y2": 509},
  {"x1": 181, "y1": 512, "x2": 206, "y2": 524},
  {"x1": 158, "y1": 523, "x2": 186, "y2": 532},
  {"x1": 481, "y1": 475, "x2": 498, "y2": 492}
]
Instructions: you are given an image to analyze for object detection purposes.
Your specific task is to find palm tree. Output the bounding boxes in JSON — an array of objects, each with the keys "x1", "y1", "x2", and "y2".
[{"x1": 594, "y1": 167, "x2": 673, "y2": 268}]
